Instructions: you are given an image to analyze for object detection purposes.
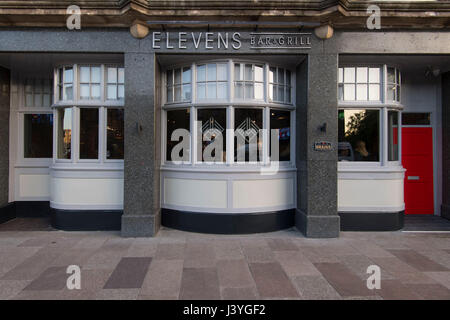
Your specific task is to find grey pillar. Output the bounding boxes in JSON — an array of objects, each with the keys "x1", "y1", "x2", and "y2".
[
  {"x1": 121, "y1": 53, "x2": 161, "y2": 237},
  {"x1": 295, "y1": 54, "x2": 340, "y2": 238},
  {"x1": 442, "y1": 72, "x2": 450, "y2": 220},
  {"x1": 0, "y1": 67, "x2": 11, "y2": 223}
]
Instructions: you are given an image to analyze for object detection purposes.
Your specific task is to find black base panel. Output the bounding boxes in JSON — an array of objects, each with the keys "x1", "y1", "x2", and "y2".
[
  {"x1": 15, "y1": 201, "x2": 50, "y2": 217},
  {"x1": 0, "y1": 203, "x2": 16, "y2": 224},
  {"x1": 442, "y1": 204, "x2": 450, "y2": 221},
  {"x1": 162, "y1": 208, "x2": 295, "y2": 234},
  {"x1": 339, "y1": 211, "x2": 404, "y2": 231},
  {"x1": 50, "y1": 208, "x2": 123, "y2": 231}
]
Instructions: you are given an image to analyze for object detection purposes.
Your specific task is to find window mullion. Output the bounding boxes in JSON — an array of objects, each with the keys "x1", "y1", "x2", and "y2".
[
  {"x1": 263, "y1": 107, "x2": 270, "y2": 165},
  {"x1": 100, "y1": 106, "x2": 105, "y2": 163},
  {"x1": 382, "y1": 107, "x2": 388, "y2": 166},
  {"x1": 191, "y1": 106, "x2": 197, "y2": 165},
  {"x1": 226, "y1": 105, "x2": 233, "y2": 165}
]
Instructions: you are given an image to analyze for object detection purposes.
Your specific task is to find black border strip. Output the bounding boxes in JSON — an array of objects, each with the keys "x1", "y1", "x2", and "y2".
[
  {"x1": 50, "y1": 208, "x2": 123, "y2": 231},
  {"x1": 161, "y1": 208, "x2": 295, "y2": 234},
  {"x1": 339, "y1": 211, "x2": 404, "y2": 231}
]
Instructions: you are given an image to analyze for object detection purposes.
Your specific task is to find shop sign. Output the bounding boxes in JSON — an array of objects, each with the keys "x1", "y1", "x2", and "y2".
[
  {"x1": 314, "y1": 141, "x2": 333, "y2": 151},
  {"x1": 151, "y1": 32, "x2": 312, "y2": 50}
]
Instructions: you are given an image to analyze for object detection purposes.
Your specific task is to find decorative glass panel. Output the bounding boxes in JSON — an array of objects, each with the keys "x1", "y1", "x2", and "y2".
[
  {"x1": 234, "y1": 108, "x2": 263, "y2": 162},
  {"x1": 166, "y1": 109, "x2": 190, "y2": 162},
  {"x1": 197, "y1": 108, "x2": 226, "y2": 162}
]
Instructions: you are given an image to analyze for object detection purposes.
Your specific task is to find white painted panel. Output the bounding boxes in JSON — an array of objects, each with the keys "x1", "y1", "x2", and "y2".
[
  {"x1": 51, "y1": 177, "x2": 123, "y2": 209},
  {"x1": 338, "y1": 178, "x2": 404, "y2": 212},
  {"x1": 164, "y1": 178, "x2": 227, "y2": 209},
  {"x1": 233, "y1": 178, "x2": 294, "y2": 209},
  {"x1": 19, "y1": 174, "x2": 50, "y2": 198}
]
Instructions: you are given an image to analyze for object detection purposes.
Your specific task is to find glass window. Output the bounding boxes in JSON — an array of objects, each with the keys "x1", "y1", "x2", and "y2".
[
  {"x1": 24, "y1": 79, "x2": 52, "y2": 108},
  {"x1": 268, "y1": 67, "x2": 291, "y2": 104},
  {"x1": 270, "y1": 110, "x2": 291, "y2": 162},
  {"x1": 234, "y1": 108, "x2": 263, "y2": 162},
  {"x1": 387, "y1": 67, "x2": 401, "y2": 103},
  {"x1": 197, "y1": 108, "x2": 226, "y2": 162},
  {"x1": 197, "y1": 63, "x2": 227, "y2": 100},
  {"x1": 79, "y1": 66, "x2": 101, "y2": 100},
  {"x1": 107, "y1": 67, "x2": 125, "y2": 100},
  {"x1": 57, "y1": 108, "x2": 72, "y2": 159},
  {"x1": 107, "y1": 109, "x2": 124, "y2": 160},
  {"x1": 166, "y1": 109, "x2": 190, "y2": 162},
  {"x1": 79, "y1": 108, "x2": 99, "y2": 159},
  {"x1": 402, "y1": 112, "x2": 431, "y2": 126},
  {"x1": 388, "y1": 111, "x2": 399, "y2": 161},
  {"x1": 24, "y1": 114, "x2": 53, "y2": 158},
  {"x1": 338, "y1": 109, "x2": 380, "y2": 162},
  {"x1": 167, "y1": 66, "x2": 191, "y2": 103},
  {"x1": 235, "y1": 63, "x2": 265, "y2": 101},
  {"x1": 338, "y1": 67, "x2": 381, "y2": 102},
  {"x1": 63, "y1": 67, "x2": 74, "y2": 101}
]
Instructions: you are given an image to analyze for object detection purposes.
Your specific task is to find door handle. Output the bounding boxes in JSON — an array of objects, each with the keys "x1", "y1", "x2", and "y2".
[{"x1": 407, "y1": 176, "x2": 420, "y2": 180}]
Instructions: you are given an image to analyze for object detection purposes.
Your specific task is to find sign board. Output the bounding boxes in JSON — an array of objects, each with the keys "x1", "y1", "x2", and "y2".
[{"x1": 314, "y1": 141, "x2": 333, "y2": 151}]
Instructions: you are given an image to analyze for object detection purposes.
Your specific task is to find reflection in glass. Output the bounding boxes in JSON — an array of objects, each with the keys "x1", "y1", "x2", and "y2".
[
  {"x1": 270, "y1": 110, "x2": 290, "y2": 162},
  {"x1": 24, "y1": 114, "x2": 53, "y2": 158},
  {"x1": 234, "y1": 108, "x2": 263, "y2": 162},
  {"x1": 198, "y1": 108, "x2": 226, "y2": 162},
  {"x1": 107, "y1": 109, "x2": 124, "y2": 160},
  {"x1": 79, "y1": 108, "x2": 99, "y2": 159},
  {"x1": 57, "y1": 108, "x2": 72, "y2": 159},
  {"x1": 388, "y1": 111, "x2": 399, "y2": 161},
  {"x1": 166, "y1": 109, "x2": 190, "y2": 162},
  {"x1": 338, "y1": 109, "x2": 379, "y2": 162}
]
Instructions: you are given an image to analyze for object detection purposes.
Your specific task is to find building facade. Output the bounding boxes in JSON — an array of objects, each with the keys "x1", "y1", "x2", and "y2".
[{"x1": 0, "y1": 0, "x2": 449, "y2": 238}]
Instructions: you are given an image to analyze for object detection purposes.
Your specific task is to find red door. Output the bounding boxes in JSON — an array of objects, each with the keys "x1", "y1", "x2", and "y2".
[{"x1": 402, "y1": 127, "x2": 434, "y2": 214}]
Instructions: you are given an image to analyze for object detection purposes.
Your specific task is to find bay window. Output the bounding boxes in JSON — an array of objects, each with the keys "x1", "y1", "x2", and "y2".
[
  {"x1": 54, "y1": 64, "x2": 124, "y2": 163},
  {"x1": 163, "y1": 60, "x2": 295, "y2": 167},
  {"x1": 338, "y1": 64, "x2": 402, "y2": 165}
]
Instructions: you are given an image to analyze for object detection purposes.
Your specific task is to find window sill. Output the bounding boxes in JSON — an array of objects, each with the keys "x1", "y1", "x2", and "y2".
[{"x1": 161, "y1": 163, "x2": 296, "y2": 173}]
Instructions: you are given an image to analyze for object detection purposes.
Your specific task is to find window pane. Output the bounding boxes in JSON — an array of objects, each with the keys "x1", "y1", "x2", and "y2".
[
  {"x1": 57, "y1": 108, "x2": 72, "y2": 159},
  {"x1": 270, "y1": 110, "x2": 290, "y2": 161},
  {"x1": 207, "y1": 83, "x2": 216, "y2": 99},
  {"x1": 217, "y1": 63, "x2": 227, "y2": 81},
  {"x1": 24, "y1": 114, "x2": 53, "y2": 158},
  {"x1": 167, "y1": 86, "x2": 173, "y2": 102},
  {"x1": 278, "y1": 85, "x2": 284, "y2": 102},
  {"x1": 245, "y1": 83, "x2": 253, "y2": 99},
  {"x1": 34, "y1": 93, "x2": 42, "y2": 107},
  {"x1": 107, "y1": 67, "x2": 117, "y2": 83},
  {"x1": 118, "y1": 68, "x2": 125, "y2": 84},
  {"x1": 278, "y1": 69, "x2": 284, "y2": 85},
  {"x1": 107, "y1": 85, "x2": 117, "y2": 100},
  {"x1": 107, "y1": 109, "x2": 124, "y2": 160},
  {"x1": 207, "y1": 64, "x2": 216, "y2": 81},
  {"x1": 387, "y1": 84, "x2": 395, "y2": 101},
  {"x1": 356, "y1": 67, "x2": 367, "y2": 83},
  {"x1": 387, "y1": 67, "x2": 396, "y2": 83},
  {"x1": 182, "y1": 84, "x2": 191, "y2": 100},
  {"x1": 91, "y1": 84, "x2": 101, "y2": 99},
  {"x1": 79, "y1": 108, "x2": 99, "y2": 159},
  {"x1": 338, "y1": 84, "x2": 344, "y2": 100},
  {"x1": 80, "y1": 67, "x2": 90, "y2": 83},
  {"x1": 91, "y1": 67, "x2": 101, "y2": 83},
  {"x1": 25, "y1": 94, "x2": 33, "y2": 107},
  {"x1": 356, "y1": 84, "x2": 368, "y2": 100},
  {"x1": 269, "y1": 67, "x2": 276, "y2": 83},
  {"x1": 343, "y1": 84, "x2": 355, "y2": 100},
  {"x1": 197, "y1": 83, "x2": 206, "y2": 99},
  {"x1": 338, "y1": 68, "x2": 344, "y2": 83},
  {"x1": 254, "y1": 65, "x2": 264, "y2": 82},
  {"x1": 255, "y1": 83, "x2": 264, "y2": 100},
  {"x1": 402, "y1": 113, "x2": 431, "y2": 126},
  {"x1": 286, "y1": 70, "x2": 291, "y2": 86},
  {"x1": 244, "y1": 64, "x2": 252, "y2": 81},
  {"x1": 43, "y1": 94, "x2": 51, "y2": 107},
  {"x1": 118, "y1": 85, "x2": 124, "y2": 99},
  {"x1": 64, "y1": 85, "x2": 73, "y2": 100},
  {"x1": 182, "y1": 67, "x2": 191, "y2": 84},
  {"x1": 217, "y1": 82, "x2": 227, "y2": 99},
  {"x1": 369, "y1": 68, "x2": 380, "y2": 83},
  {"x1": 286, "y1": 87, "x2": 291, "y2": 103},
  {"x1": 174, "y1": 69, "x2": 181, "y2": 85},
  {"x1": 197, "y1": 65, "x2": 206, "y2": 82},
  {"x1": 234, "y1": 108, "x2": 263, "y2": 162},
  {"x1": 174, "y1": 85, "x2": 181, "y2": 101},
  {"x1": 344, "y1": 67, "x2": 355, "y2": 83},
  {"x1": 234, "y1": 82, "x2": 243, "y2": 99},
  {"x1": 198, "y1": 108, "x2": 226, "y2": 162},
  {"x1": 269, "y1": 84, "x2": 274, "y2": 100},
  {"x1": 80, "y1": 84, "x2": 90, "y2": 100},
  {"x1": 234, "y1": 64, "x2": 242, "y2": 81},
  {"x1": 388, "y1": 111, "x2": 399, "y2": 161},
  {"x1": 167, "y1": 70, "x2": 173, "y2": 85},
  {"x1": 166, "y1": 109, "x2": 190, "y2": 162},
  {"x1": 338, "y1": 109, "x2": 379, "y2": 162},
  {"x1": 64, "y1": 67, "x2": 73, "y2": 83},
  {"x1": 369, "y1": 84, "x2": 380, "y2": 101}
]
